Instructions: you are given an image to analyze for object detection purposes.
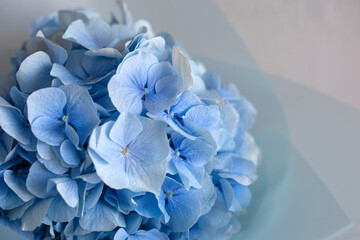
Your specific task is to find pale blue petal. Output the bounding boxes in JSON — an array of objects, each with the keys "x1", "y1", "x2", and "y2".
[
  {"x1": 36, "y1": 141, "x2": 56, "y2": 160},
  {"x1": 147, "y1": 61, "x2": 176, "y2": 90},
  {"x1": 185, "y1": 105, "x2": 220, "y2": 130},
  {"x1": 20, "y1": 198, "x2": 53, "y2": 231},
  {"x1": 171, "y1": 91, "x2": 202, "y2": 116},
  {"x1": 219, "y1": 178, "x2": 233, "y2": 209},
  {"x1": 229, "y1": 184, "x2": 251, "y2": 212},
  {"x1": 38, "y1": 156, "x2": 68, "y2": 175},
  {"x1": 25, "y1": 161, "x2": 57, "y2": 198},
  {"x1": 202, "y1": 71, "x2": 221, "y2": 91},
  {"x1": 16, "y1": 51, "x2": 53, "y2": 93},
  {"x1": 31, "y1": 116, "x2": 64, "y2": 146},
  {"x1": 180, "y1": 138, "x2": 213, "y2": 167},
  {"x1": 36, "y1": 31, "x2": 68, "y2": 65},
  {"x1": 218, "y1": 157, "x2": 258, "y2": 186},
  {"x1": 60, "y1": 139, "x2": 81, "y2": 166},
  {"x1": 125, "y1": 212, "x2": 142, "y2": 234},
  {"x1": 104, "y1": 189, "x2": 137, "y2": 215},
  {"x1": 7, "y1": 198, "x2": 35, "y2": 221},
  {"x1": 144, "y1": 76, "x2": 179, "y2": 113},
  {"x1": 48, "y1": 177, "x2": 79, "y2": 208},
  {"x1": 134, "y1": 193, "x2": 162, "y2": 218},
  {"x1": 109, "y1": 112, "x2": 142, "y2": 148},
  {"x1": 9, "y1": 86, "x2": 28, "y2": 111},
  {"x1": 84, "y1": 182, "x2": 103, "y2": 210},
  {"x1": 62, "y1": 20, "x2": 98, "y2": 50},
  {"x1": 50, "y1": 63, "x2": 83, "y2": 85},
  {"x1": 79, "y1": 200, "x2": 125, "y2": 232},
  {"x1": 173, "y1": 157, "x2": 204, "y2": 189},
  {"x1": 114, "y1": 228, "x2": 129, "y2": 240},
  {"x1": 166, "y1": 191, "x2": 201, "y2": 232},
  {"x1": 4, "y1": 170, "x2": 34, "y2": 202},
  {"x1": 108, "y1": 52, "x2": 158, "y2": 114},
  {"x1": 64, "y1": 123, "x2": 80, "y2": 148},
  {"x1": 172, "y1": 46, "x2": 193, "y2": 91},
  {"x1": 87, "y1": 18, "x2": 115, "y2": 48},
  {"x1": 47, "y1": 195, "x2": 78, "y2": 222},
  {"x1": 27, "y1": 87, "x2": 66, "y2": 123},
  {"x1": 0, "y1": 97, "x2": 32, "y2": 145},
  {"x1": 65, "y1": 49, "x2": 87, "y2": 79}
]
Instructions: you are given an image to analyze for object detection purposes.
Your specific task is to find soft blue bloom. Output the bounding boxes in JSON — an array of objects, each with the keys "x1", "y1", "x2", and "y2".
[
  {"x1": 148, "y1": 91, "x2": 221, "y2": 139},
  {"x1": 157, "y1": 177, "x2": 202, "y2": 232},
  {"x1": 168, "y1": 132, "x2": 214, "y2": 189},
  {"x1": 27, "y1": 84, "x2": 99, "y2": 146},
  {"x1": 16, "y1": 51, "x2": 53, "y2": 94},
  {"x1": 108, "y1": 51, "x2": 180, "y2": 115},
  {"x1": 115, "y1": 228, "x2": 169, "y2": 240},
  {"x1": 88, "y1": 112, "x2": 169, "y2": 195},
  {"x1": 1, "y1": 4, "x2": 260, "y2": 239}
]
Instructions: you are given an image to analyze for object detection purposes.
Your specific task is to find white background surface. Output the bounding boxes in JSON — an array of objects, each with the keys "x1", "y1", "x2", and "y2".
[{"x1": 0, "y1": 1, "x2": 359, "y2": 239}]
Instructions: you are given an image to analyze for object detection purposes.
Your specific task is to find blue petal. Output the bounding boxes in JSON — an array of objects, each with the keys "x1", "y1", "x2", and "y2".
[
  {"x1": 16, "y1": 51, "x2": 53, "y2": 93},
  {"x1": 115, "y1": 229, "x2": 169, "y2": 240},
  {"x1": 144, "y1": 76, "x2": 179, "y2": 113},
  {"x1": 50, "y1": 63, "x2": 83, "y2": 85},
  {"x1": 202, "y1": 71, "x2": 221, "y2": 91},
  {"x1": 25, "y1": 161, "x2": 57, "y2": 198},
  {"x1": 124, "y1": 212, "x2": 142, "y2": 234},
  {"x1": 20, "y1": 198, "x2": 53, "y2": 231},
  {"x1": 62, "y1": 20, "x2": 99, "y2": 50},
  {"x1": 229, "y1": 184, "x2": 251, "y2": 212},
  {"x1": 108, "y1": 52, "x2": 158, "y2": 115},
  {"x1": 79, "y1": 200, "x2": 125, "y2": 232},
  {"x1": 60, "y1": 139, "x2": 81, "y2": 166},
  {"x1": 60, "y1": 85, "x2": 99, "y2": 144},
  {"x1": 86, "y1": 18, "x2": 115, "y2": 48},
  {"x1": 134, "y1": 193, "x2": 162, "y2": 218},
  {"x1": 9, "y1": 86, "x2": 28, "y2": 111},
  {"x1": 4, "y1": 170, "x2": 34, "y2": 202},
  {"x1": 104, "y1": 189, "x2": 137, "y2": 215},
  {"x1": 109, "y1": 112, "x2": 142, "y2": 148},
  {"x1": 0, "y1": 97, "x2": 32, "y2": 145},
  {"x1": 36, "y1": 31, "x2": 68, "y2": 65},
  {"x1": 48, "y1": 177, "x2": 79, "y2": 208},
  {"x1": 173, "y1": 157, "x2": 204, "y2": 189},
  {"x1": 47, "y1": 195, "x2": 78, "y2": 222},
  {"x1": 166, "y1": 192, "x2": 201, "y2": 232},
  {"x1": 27, "y1": 87, "x2": 66, "y2": 123},
  {"x1": 218, "y1": 157, "x2": 258, "y2": 186},
  {"x1": 84, "y1": 182, "x2": 103, "y2": 210},
  {"x1": 65, "y1": 49, "x2": 87, "y2": 79},
  {"x1": 185, "y1": 105, "x2": 220, "y2": 130},
  {"x1": 31, "y1": 116, "x2": 65, "y2": 146},
  {"x1": 180, "y1": 138, "x2": 213, "y2": 167},
  {"x1": 172, "y1": 46, "x2": 193, "y2": 91}
]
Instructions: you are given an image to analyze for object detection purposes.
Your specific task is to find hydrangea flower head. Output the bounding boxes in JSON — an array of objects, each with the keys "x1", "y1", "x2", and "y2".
[{"x1": 0, "y1": 3, "x2": 260, "y2": 240}]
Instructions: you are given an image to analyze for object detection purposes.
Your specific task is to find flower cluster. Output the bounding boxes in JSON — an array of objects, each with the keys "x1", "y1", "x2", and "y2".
[{"x1": 0, "y1": 3, "x2": 259, "y2": 240}]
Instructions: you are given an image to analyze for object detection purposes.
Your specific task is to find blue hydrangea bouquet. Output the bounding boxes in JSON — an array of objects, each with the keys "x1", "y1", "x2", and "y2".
[{"x1": 0, "y1": 2, "x2": 259, "y2": 239}]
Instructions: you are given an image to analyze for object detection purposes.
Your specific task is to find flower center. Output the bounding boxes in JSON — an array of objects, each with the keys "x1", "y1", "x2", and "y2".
[
  {"x1": 169, "y1": 112, "x2": 175, "y2": 118},
  {"x1": 121, "y1": 147, "x2": 128, "y2": 155},
  {"x1": 175, "y1": 150, "x2": 181, "y2": 157},
  {"x1": 166, "y1": 192, "x2": 173, "y2": 199},
  {"x1": 84, "y1": 76, "x2": 91, "y2": 82},
  {"x1": 62, "y1": 115, "x2": 69, "y2": 121},
  {"x1": 142, "y1": 88, "x2": 149, "y2": 95}
]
